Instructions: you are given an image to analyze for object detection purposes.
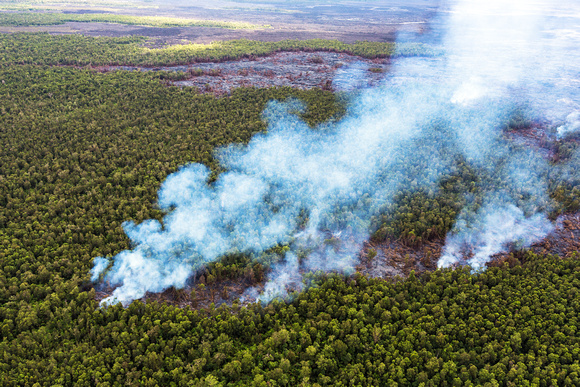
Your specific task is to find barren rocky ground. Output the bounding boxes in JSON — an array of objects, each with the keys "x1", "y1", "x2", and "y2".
[{"x1": 106, "y1": 51, "x2": 391, "y2": 94}]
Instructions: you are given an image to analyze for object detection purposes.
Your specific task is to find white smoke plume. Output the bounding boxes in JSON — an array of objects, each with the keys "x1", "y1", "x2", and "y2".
[
  {"x1": 434, "y1": 0, "x2": 580, "y2": 270},
  {"x1": 255, "y1": 252, "x2": 302, "y2": 303},
  {"x1": 438, "y1": 203, "x2": 554, "y2": 271},
  {"x1": 91, "y1": 0, "x2": 580, "y2": 305},
  {"x1": 557, "y1": 111, "x2": 580, "y2": 138}
]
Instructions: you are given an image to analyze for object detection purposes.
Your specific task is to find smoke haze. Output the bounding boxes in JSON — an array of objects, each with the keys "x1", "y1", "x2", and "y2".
[{"x1": 91, "y1": 0, "x2": 580, "y2": 305}]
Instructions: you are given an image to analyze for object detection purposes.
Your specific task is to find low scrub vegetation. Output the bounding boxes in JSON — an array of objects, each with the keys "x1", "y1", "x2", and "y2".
[{"x1": 0, "y1": 12, "x2": 268, "y2": 29}]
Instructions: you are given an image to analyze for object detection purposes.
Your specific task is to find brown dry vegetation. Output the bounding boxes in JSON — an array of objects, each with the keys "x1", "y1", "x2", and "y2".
[
  {"x1": 91, "y1": 107, "x2": 580, "y2": 308},
  {"x1": 100, "y1": 208, "x2": 580, "y2": 309},
  {"x1": 98, "y1": 206, "x2": 580, "y2": 308},
  {"x1": 108, "y1": 51, "x2": 391, "y2": 95}
]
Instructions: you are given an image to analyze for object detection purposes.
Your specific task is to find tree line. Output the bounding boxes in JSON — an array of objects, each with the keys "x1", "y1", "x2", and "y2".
[{"x1": 0, "y1": 33, "x2": 403, "y2": 67}]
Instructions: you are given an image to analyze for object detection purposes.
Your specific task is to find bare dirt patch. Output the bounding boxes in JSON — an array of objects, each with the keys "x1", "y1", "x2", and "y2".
[
  {"x1": 358, "y1": 211, "x2": 580, "y2": 281},
  {"x1": 105, "y1": 51, "x2": 391, "y2": 95},
  {"x1": 95, "y1": 210, "x2": 580, "y2": 308},
  {"x1": 504, "y1": 122, "x2": 559, "y2": 160},
  {"x1": 518, "y1": 212, "x2": 580, "y2": 258},
  {"x1": 358, "y1": 237, "x2": 442, "y2": 279}
]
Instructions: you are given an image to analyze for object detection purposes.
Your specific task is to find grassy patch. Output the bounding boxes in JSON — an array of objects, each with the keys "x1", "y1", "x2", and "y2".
[{"x1": 0, "y1": 12, "x2": 269, "y2": 29}]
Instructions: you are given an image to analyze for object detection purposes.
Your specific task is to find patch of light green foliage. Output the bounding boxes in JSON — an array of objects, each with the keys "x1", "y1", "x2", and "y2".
[
  {"x1": 0, "y1": 33, "x2": 415, "y2": 67},
  {"x1": 0, "y1": 12, "x2": 269, "y2": 29},
  {"x1": 0, "y1": 0, "x2": 152, "y2": 11}
]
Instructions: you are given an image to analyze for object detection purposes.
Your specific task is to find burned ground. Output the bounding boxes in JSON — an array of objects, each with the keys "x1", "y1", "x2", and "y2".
[
  {"x1": 104, "y1": 51, "x2": 391, "y2": 95},
  {"x1": 95, "y1": 207, "x2": 580, "y2": 309},
  {"x1": 87, "y1": 61, "x2": 580, "y2": 307}
]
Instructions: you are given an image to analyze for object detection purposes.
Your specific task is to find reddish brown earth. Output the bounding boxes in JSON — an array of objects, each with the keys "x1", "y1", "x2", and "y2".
[
  {"x1": 101, "y1": 51, "x2": 391, "y2": 95},
  {"x1": 95, "y1": 210, "x2": 580, "y2": 308},
  {"x1": 93, "y1": 116, "x2": 580, "y2": 307},
  {"x1": 357, "y1": 238, "x2": 442, "y2": 279},
  {"x1": 359, "y1": 211, "x2": 580, "y2": 280},
  {"x1": 504, "y1": 122, "x2": 558, "y2": 160},
  {"x1": 91, "y1": 53, "x2": 580, "y2": 307},
  {"x1": 95, "y1": 265, "x2": 265, "y2": 308},
  {"x1": 512, "y1": 212, "x2": 580, "y2": 259}
]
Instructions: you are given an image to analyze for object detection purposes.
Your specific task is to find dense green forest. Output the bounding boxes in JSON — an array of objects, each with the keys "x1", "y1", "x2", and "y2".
[
  {"x1": 0, "y1": 33, "x2": 437, "y2": 67},
  {"x1": 1, "y1": 33, "x2": 580, "y2": 385},
  {"x1": 3, "y1": 251, "x2": 580, "y2": 386}
]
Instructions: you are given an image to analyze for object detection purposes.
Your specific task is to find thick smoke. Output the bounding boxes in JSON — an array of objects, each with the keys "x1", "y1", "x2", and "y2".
[
  {"x1": 92, "y1": 88, "x2": 442, "y2": 305},
  {"x1": 91, "y1": 0, "x2": 580, "y2": 305},
  {"x1": 433, "y1": 0, "x2": 580, "y2": 268},
  {"x1": 438, "y1": 203, "x2": 554, "y2": 271},
  {"x1": 557, "y1": 111, "x2": 580, "y2": 138}
]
